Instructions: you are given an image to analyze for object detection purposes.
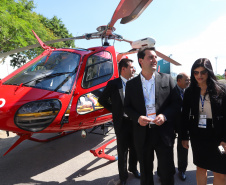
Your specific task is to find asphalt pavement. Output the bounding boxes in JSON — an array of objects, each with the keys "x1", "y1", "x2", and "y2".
[{"x1": 0, "y1": 127, "x2": 214, "y2": 185}]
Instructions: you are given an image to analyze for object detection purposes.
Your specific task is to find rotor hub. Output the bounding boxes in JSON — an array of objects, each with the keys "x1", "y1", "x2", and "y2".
[{"x1": 96, "y1": 25, "x2": 116, "y2": 32}]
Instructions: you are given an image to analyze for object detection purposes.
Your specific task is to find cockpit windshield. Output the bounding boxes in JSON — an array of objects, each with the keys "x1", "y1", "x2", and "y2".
[{"x1": 4, "y1": 51, "x2": 80, "y2": 93}]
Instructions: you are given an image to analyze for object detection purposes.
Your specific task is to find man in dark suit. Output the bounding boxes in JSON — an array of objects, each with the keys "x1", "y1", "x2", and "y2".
[
  {"x1": 175, "y1": 73, "x2": 190, "y2": 181},
  {"x1": 98, "y1": 58, "x2": 140, "y2": 185},
  {"x1": 124, "y1": 47, "x2": 181, "y2": 185}
]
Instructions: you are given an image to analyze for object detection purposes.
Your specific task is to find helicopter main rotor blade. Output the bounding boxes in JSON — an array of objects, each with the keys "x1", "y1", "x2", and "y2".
[
  {"x1": 117, "y1": 49, "x2": 181, "y2": 66},
  {"x1": 156, "y1": 50, "x2": 181, "y2": 66},
  {"x1": 108, "y1": 0, "x2": 153, "y2": 28},
  {"x1": 0, "y1": 35, "x2": 85, "y2": 59},
  {"x1": 120, "y1": 0, "x2": 153, "y2": 24},
  {"x1": 117, "y1": 49, "x2": 138, "y2": 62}
]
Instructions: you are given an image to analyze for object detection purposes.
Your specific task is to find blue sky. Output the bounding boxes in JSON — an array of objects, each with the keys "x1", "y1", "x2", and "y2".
[{"x1": 1, "y1": 0, "x2": 226, "y2": 78}]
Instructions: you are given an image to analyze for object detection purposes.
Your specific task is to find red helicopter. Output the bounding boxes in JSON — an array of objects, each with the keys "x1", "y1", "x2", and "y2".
[{"x1": 0, "y1": 0, "x2": 180, "y2": 159}]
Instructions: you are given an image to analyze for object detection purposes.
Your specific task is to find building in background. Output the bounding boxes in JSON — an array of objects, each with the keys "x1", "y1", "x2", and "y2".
[
  {"x1": 157, "y1": 59, "x2": 178, "y2": 81},
  {"x1": 0, "y1": 58, "x2": 17, "y2": 79}
]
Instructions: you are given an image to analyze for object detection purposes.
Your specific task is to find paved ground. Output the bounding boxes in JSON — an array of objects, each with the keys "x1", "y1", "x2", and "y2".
[{"x1": 0, "y1": 127, "x2": 214, "y2": 185}]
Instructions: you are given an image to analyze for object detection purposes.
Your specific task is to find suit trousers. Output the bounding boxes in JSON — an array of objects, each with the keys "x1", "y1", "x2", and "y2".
[
  {"x1": 137, "y1": 127, "x2": 175, "y2": 185},
  {"x1": 116, "y1": 117, "x2": 138, "y2": 181},
  {"x1": 177, "y1": 137, "x2": 188, "y2": 173}
]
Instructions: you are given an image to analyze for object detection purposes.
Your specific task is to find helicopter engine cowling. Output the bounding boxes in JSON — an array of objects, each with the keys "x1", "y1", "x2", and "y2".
[{"x1": 131, "y1": 37, "x2": 156, "y2": 49}]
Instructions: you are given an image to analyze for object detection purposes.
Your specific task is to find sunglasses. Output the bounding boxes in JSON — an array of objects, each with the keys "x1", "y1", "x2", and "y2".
[{"x1": 193, "y1": 70, "x2": 208, "y2": 76}]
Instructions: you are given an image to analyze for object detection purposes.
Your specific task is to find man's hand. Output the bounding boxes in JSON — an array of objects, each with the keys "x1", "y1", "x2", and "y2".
[
  {"x1": 138, "y1": 116, "x2": 152, "y2": 126},
  {"x1": 152, "y1": 114, "x2": 166, "y2": 126},
  {"x1": 182, "y1": 140, "x2": 189, "y2": 149}
]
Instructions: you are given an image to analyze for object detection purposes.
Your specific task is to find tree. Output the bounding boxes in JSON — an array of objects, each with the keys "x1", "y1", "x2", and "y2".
[
  {"x1": 39, "y1": 15, "x2": 75, "y2": 49},
  {"x1": 0, "y1": 0, "x2": 75, "y2": 67},
  {"x1": 216, "y1": 74, "x2": 224, "y2": 80}
]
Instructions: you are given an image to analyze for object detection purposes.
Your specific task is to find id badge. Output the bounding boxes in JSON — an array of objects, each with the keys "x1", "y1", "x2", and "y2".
[
  {"x1": 146, "y1": 105, "x2": 156, "y2": 125},
  {"x1": 198, "y1": 114, "x2": 207, "y2": 128}
]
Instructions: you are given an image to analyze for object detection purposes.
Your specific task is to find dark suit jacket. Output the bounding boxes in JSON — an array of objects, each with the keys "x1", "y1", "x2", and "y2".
[
  {"x1": 98, "y1": 77, "x2": 126, "y2": 135},
  {"x1": 181, "y1": 85, "x2": 226, "y2": 143},
  {"x1": 124, "y1": 72, "x2": 181, "y2": 147},
  {"x1": 174, "y1": 85, "x2": 183, "y2": 135}
]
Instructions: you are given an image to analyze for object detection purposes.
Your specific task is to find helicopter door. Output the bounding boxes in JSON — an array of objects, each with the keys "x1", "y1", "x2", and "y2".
[{"x1": 70, "y1": 47, "x2": 118, "y2": 129}]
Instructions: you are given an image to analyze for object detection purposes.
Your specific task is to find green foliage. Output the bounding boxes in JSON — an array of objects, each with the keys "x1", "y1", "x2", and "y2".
[
  {"x1": 0, "y1": 0, "x2": 75, "y2": 68},
  {"x1": 40, "y1": 15, "x2": 75, "y2": 49},
  {"x1": 216, "y1": 74, "x2": 224, "y2": 80}
]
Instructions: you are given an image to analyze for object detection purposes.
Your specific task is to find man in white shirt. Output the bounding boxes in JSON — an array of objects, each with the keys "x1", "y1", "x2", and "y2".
[{"x1": 124, "y1": 47, "x2": 181, "y2": 185}]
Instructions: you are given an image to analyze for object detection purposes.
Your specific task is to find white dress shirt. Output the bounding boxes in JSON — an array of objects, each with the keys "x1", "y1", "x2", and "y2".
[{"x1": 140, "y1": 73, "x2": 156, "y2": 120}]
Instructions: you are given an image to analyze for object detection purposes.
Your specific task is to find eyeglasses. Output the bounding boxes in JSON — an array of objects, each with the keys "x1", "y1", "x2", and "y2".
[{"x1": 193, "y1": 70, "x2": 208, "y2": 76}]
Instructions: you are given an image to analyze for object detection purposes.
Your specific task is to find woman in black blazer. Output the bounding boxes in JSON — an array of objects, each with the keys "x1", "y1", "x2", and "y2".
[{"x1": 181, "y1": 58, "x2": 226, "y2": 185}]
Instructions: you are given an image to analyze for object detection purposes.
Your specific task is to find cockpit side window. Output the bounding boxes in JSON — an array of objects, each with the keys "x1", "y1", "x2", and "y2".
[
  {"x1": 76, "y1": 88, "x2": 105, "y2": 114},
  {"x1": 82, "y1": 51, "x2": 113, "y2": 88}
]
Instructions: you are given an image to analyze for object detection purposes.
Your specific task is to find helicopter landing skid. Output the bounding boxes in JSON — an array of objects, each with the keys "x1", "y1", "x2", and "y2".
[
  {"x1": 89, "y1": 122, "x2": 114, "y2": 136},
  {"x1": 90, "y1": 137, "x2": 117, "y2": 161},
  {"x1": 3, "y1": 131, "x2": 77, "y2": 156}
]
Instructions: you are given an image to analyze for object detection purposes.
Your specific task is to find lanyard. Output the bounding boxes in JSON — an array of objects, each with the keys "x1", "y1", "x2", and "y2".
[
  {"x1": 144, "y1": 83, "x2": 153, "y2": 93},
  {"x1": 143, "y1": 81, "x2": 154, "y2": 102},
  {"x1": 200, "y1": 95, "x2": 206, "y2": 112}
]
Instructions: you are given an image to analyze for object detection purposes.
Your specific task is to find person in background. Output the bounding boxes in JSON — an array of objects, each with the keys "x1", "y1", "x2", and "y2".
[
  {"x1": 175, "y1": 73, "x2": 190, "y2": 181},
  {"x1": 98, "y1": 58, "x2": 139, "y2": 185},
  {"x1": 124, "y1": 47, "x2": 181, "y2": 185},
  {"x1": 224, "y1": 69, "x2": 226, "y2": 80},
  {"x1": 181, "y1": 58, "x2": 226, "y2": 185}
]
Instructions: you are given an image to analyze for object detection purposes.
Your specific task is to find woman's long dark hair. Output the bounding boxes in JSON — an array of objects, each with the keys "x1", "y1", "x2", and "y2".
[{"x1": 190, "y1": 58, "x2": 225, "y2": 97}]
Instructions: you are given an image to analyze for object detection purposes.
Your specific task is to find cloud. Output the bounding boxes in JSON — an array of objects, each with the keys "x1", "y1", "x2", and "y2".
[{"x1": 158, "y1": 15, "x2": 226, "y2": 75}]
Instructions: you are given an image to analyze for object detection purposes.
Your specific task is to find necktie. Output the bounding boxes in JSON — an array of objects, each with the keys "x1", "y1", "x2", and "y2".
[
  {"x1": 180, "y1": 89, "x2": 184, "y2": 99},
  {"x1": 122, "y1": 80, "x2": 126, "y2": 88}
]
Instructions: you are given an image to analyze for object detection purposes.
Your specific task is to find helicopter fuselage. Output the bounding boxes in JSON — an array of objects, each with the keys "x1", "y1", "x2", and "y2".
[{"x1": 0, "y1": 46, "x2": 118, "y2": 135}]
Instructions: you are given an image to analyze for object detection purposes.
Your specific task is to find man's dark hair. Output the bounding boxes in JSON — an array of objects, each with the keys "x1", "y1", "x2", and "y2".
[
  {"x1": 118, "y1": 58, "x2": 133, "y2": 74},
  {"x1": 176, "y1": 73, "x2": 184, "y2": 82},
  {"x1": 137, "y1": 47, "x2": 156, "y2": 67}
]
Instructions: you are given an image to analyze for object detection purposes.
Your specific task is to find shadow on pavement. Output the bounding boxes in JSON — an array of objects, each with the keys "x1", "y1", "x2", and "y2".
[{"x1": 0, "y1": 127, "x2": 117, "y2": 185}]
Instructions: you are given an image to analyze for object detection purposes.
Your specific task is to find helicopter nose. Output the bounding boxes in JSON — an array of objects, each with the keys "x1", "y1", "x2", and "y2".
[{"x1": 14, "y1": 99, "x2": 62, "y2": 132}]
